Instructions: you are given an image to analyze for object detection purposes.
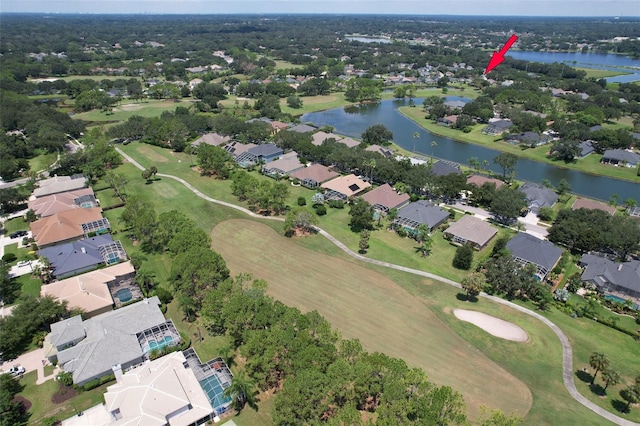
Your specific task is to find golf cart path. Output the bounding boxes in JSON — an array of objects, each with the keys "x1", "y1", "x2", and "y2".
[{"x1": 117, "y1": 147, "x2": 637, "y2": 426}]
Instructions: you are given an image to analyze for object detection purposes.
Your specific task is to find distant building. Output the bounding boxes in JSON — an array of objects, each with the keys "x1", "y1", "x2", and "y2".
[
  {"x1": 321, "y1": 174, "x2": 371, "y2": 201},
  {"x1": 361, "y1": 183, "x2": 410, "y2": 213},
  {"x1": 261, "y1": 151, "x2": 305, "y2": 178},
  {"x1": 579, "y1": 254, "x2": 640, "y2": 304},
  {"x1": 431, "y1": 161, "x2": 462, "y2": 177},
  {"x1": 482, "y1": 119, "x2": 513, "y2": 136},
  {"x1": 290, "y1": 164, "x2": 339, "y2": 189},
  {"x1": 444, "y1": 215, "x2": 497, "y2": 250},
  {"x1": 578, "y1": 140, "x2": 596, "y2": 158},
  {"x1": 571, "y1": 198, "x2": 616, "y2": 216}
]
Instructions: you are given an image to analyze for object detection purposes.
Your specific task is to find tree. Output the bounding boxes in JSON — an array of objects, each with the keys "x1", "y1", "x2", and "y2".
[
  {"x1": 135, "y1": 268, "x2": 156, "y2": 297},
  {"x1": 0, "y1": 373, "x2": 28, "y2": 426},
  {"x1": 601, "y1": 368, "x2": 620, "y2": 394},
  {"x1": 620, "y1": 385, "x2": 640, "y2": 413},
  {"x1": 286, "y1": 95, "x2": 303, "y2": 109},
  {"x1": 283, "y1": 207, "x2": 318, "y2": 237},
  {"x1": 461, "y1": 272, "x2": 485, "y2": 300},
  {"x1": 589, "y1": 352, "x2": 609, "y2": 385},
  {"x1": 141, "y1": 168, "x2": 152, "y2": 182},
  {"x1": 555, "y1": 178, "x2": 571, "y2": 196},
  {"x1": 121, "y1": 195, "x2": 157, "y2": 250},
  {"x1": 359, "y1": 229, "x2": 370, "y2": 253},
  {"x1": 197, "y1": 144, "x2": 234, "y2": 178},
  {"x1": 452, "y1": 244, "x2": 474, "y2": 270},
  {"x1": 551, "y1": 139, "x2": 581, "y2": 162},
  {"x1": 478, "y1": 406, "x2": 523, "y2": 426},
  {"x1": 490, "y1": 187, "x2": 527, "y2": 224},
  {"x1": 493, "y1": 153, "x2": 518, "y2": 182},
  {"x1": 104, "y1": 171, "x2": 128, "y2": 202},
  {"x1": 223, "y1": 370, "x2": 258, "y2": 411},
  {"x1": 349, "y1": 198, "x2": 374, "y2": 232},
  {"x1": 361, "y1": 124, "x2": 393, "y2": 146}
]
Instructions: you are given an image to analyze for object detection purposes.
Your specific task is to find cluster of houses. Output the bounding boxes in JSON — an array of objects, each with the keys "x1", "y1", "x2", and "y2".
[
  {"x1": 22, "y1": 176, "x2": 236, "y2": 425},
  {"x1": 189, "y1": 123, "x2": 639, "y2": 307}
]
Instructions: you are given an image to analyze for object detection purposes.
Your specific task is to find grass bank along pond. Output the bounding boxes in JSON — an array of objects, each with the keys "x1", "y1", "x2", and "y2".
[{"x1": 302, "y1": 98, "x2": 640, "y2": 204}]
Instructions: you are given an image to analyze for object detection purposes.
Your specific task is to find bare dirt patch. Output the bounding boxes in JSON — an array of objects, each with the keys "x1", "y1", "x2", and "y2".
[
  {"x1": 12, "y1": 395, "x2": 32, "y2": 411},
  {"x1": 454, "y1": 309, "x2": 529, "y2": 342},
  {"x1": 211, "y1": 219, "x2": 532, "y2": 420},
  {"x1": 51, "y1": 384, "x2": 78, "y2": 404}
]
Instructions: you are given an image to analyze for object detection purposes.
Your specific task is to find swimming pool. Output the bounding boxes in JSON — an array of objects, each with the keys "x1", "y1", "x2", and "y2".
[
  {"x1": 142, "y1": 336, "x2": 175, "y2": 353},
  {"x1": 199, "y1": 374, "x2": 232, "y2": 415},
  {"x1": 115, "y1": 288, "x2": 132, "y2": 303},
  {"x1": 605, "y1": 295, "x2": 638, "y2": 310}
]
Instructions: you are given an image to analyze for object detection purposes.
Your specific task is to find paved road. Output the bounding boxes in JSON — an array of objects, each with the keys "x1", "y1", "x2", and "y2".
[{"x1": 116, "y1": 147, "x2": 638, "y2": 426}]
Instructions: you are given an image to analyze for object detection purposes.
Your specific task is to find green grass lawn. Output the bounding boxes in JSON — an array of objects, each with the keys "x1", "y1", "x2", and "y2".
[
  {"x1": 17, "y1": 371, "x2": 110, "y2": 425},
  {"x1": 3, "y1": 242, "x2": 32, "y2": 264},
  {"x1": 3, "y1": 217, "x2": 30, "y2": 234},
  {"x1": 73, "y1": 99, "x2": 194, "y2": 123},
  {"x1": 575, "y1": 67, "x2": 631, "y2": 80},
  {"x1": 110, "y1": 143, "x2": 638, "y2": 423},
  {"x1": 398, "y1": 106, "x2": 640, "y2": 183},
  {"x1": 16, "y1": 273, "x2": 42, "y2": 299},
  {"x1": 225, "y1": 393, "x2": 275, "y2": 426},
  {"x1": 28, "y1": 151, "x2": 58, "y2": 173}
]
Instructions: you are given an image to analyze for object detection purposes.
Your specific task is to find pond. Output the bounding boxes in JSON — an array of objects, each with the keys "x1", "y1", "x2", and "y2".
[
  {"x1": 302, "y1": 98, "x2": 640, "y2": 204},
  {"x1": 507, "y1": 51, "x2": 640, "y2": 83}
]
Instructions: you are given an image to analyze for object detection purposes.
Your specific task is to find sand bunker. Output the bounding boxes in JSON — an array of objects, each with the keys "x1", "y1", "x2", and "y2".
[{"x1": 454, "y1": 309, "x2": 528, "y2": 342}]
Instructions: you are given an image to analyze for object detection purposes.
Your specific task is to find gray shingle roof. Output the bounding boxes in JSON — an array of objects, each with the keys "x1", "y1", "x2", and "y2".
[
  {"x1": 519, "y1": 182, "x2": 558, "y2": 212},
  {"x1": 49, "y1": 315, "x2": 85, "y2": 348},
  {"x1": 602, "y1": 149, "x2": 640, "y2": 166},
  {"x1": 431, "y1": 161, "x2": 462, "y2": 177},
  {"x1": 53, "y1": 297, "x2": 165, "y2": 385},
  {"x1": 288, "y1": 123, "x2": 317, "y2": 133},
  {"x1": 506, "y1": 233, "x2": 563, "y2": 272},
  {"x1": 579, "y1": 254, "x2": 640, "y2": 294},
  {"x1": 247, "y1": 143, "x2": 283, "y2": 157},
  {"x1": 397, "y1": 200, "x2": 449, "y2": 230},
  {"x1": 38, "y1": 234, "x2": 115, "y2": 278}
]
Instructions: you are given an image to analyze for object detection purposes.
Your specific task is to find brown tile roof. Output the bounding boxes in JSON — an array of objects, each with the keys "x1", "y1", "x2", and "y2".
[
  {"x1": 321, "y1": 174, "x2": 371, "y2": 197},
  {"x1": 466, "y1": 175, "x2": 505, "y2": 189},
  {"x1": 290, "y1": 164, "x2": 340, "y2": 184},
  {"x1": 338, "y1": 137, "x2": 361, "y2": 148},
  {"x1": 444, "y1": 215, "x2": 498, "y2": 248},
  {"x1": 31, "y1": 208, "x2": 104, "y2": 247},
  {"x1": 41, "y1": 262, "x2": 134, "y2": 317},
  {"x1": 311, "y1": 131, "x2": 343, "y2": 147},
  {"x1": 33, "y1": 175, "x2": 87, "y2": 198},
  {"x1": 191, "y1": 133, "x2": 231, "y2": 147},
  {"x1": 361, "y1": 184, "x2": 410, "y2": 210},
  {"x1": 28, "y1": 188, "x2": 96, "y2": 217},
  {"x1": 571, "y1": 198, "x2": 617, "y2": 215}
]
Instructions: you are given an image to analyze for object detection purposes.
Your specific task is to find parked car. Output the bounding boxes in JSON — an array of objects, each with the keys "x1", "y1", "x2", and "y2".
[
  {"x1": 4, "y1": 365, "x2": 25, "y2": 377},
  {"x1": 8, "y1": 230, "x2": 28, "y2": 239}
]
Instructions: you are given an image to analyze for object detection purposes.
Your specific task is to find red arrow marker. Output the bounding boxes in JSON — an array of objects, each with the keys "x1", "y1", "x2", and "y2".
[{"x1": 484, "y1": 34, "x2": 518, "y2": 75}]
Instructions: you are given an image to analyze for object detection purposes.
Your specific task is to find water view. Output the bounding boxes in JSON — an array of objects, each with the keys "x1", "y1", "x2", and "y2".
[
  {"x1": 507, "y1": 51, "x2": 640, "y2": 83},
  {"x1": 302, "y1": 98, "x2": 640, "y2": 204}
]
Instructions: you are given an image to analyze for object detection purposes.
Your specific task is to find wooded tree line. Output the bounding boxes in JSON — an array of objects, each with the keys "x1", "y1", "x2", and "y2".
[
  {"x1": 548, "y1": 208, "x2": 640, "y2": 259},
  {"x1": 199, "y1": 274, "x2": 471, "y2": 425}
]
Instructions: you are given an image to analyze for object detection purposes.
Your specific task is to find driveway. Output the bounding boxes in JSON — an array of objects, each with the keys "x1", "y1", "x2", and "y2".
[{"x1": 1, "y1": 347, "x2": 58, "y2": 385}]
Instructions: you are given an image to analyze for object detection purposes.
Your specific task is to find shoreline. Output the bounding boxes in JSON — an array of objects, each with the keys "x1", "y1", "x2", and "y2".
[{"x1": 396, "y1": 106, "x2": 640, "y2": 184}]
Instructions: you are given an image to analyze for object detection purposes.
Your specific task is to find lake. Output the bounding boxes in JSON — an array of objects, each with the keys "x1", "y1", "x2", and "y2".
[
  {"x1": 507, "y1": 51, "x2": 640, "y2": 83},
  {"x1": 302, "y1": 98, "x2": 640, "y2": 204}
]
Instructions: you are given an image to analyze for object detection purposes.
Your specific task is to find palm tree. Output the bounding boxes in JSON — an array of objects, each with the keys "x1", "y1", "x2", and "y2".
[
  {"x1": 601, "y1": 368, "x2": 620, "y2": 395},
  {"x1": 620, "y1": 385, "x2": 640, "y2": 413},
  {"x1": 135, "y1": 269, "x2": 156, "y2": 296},
  {"x1": 413, "y1": 132, "x2": 420, "y2": 152},
  {"x1": 589, "y1": 352, "x2": 610, "y2": 385},
  {"x1": 223, "y1": 370, "x2": 258, "y2": 412},
  {"x1": 177, "y1": 293, "x2": 197, "y2": 321},
  {"x1": 430, "y1": 140, "x2": 438, "y2": 163}
]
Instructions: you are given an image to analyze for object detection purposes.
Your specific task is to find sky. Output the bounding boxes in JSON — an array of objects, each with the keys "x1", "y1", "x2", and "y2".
[{"x1": 1, "y1": 0, "x2": 639, "y2": 17}]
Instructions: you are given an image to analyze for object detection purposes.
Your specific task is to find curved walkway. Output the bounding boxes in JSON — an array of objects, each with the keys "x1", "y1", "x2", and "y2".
[{"x1": 117, "y1": 148, "x2": 638, "y2": 426}]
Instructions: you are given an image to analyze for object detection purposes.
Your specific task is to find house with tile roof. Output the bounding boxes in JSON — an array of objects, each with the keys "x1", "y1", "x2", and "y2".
[
  {"x1": 571, "y1": 198, "x2": 616, "y2": 215},
  {"x1": 506, "y1": 232, "x2": 563, "y2": 280},
  {"x1": 32, "y1": 175, "x2": 88, "y2": 198},
  {"x1": 321, "y1": 174, "x2": 371, "y2": 201},
  {"x1": 45, "y1": 296, "x2": 180, "y2": 386},
  {"x1": 61, "y1": 352, "x2": 215, "y2": 426},
  {"x1": 31, "y1": 208, "x2": 105, "y2": 248},
  {"x1": 394, "y1": 200, "x2": 449, "y2": 233},
  {"x1": 466, "y1": 175, "x2": 504, "y2": 189},
  {"x1": 311, "y1": 131, "x2": 343, "y2": 147},
  {"x1": 290, "y1": 164, "x2": 340, "y2": 189},
  {"x1": 288, "y1": 123, "x2": 317, "y2": 133},
  {"x1": 361, "y1": 183, "x2": 410, "y2": 213},
  {"x1": 190, "y1": 132, "x2": 231, "y2": 149},
  {"x1": 28, "y1": 188, "x2": 98, "y2": 218},
  {"x1": 338, "y1": 137, "x2": 361, "y2": 148},
  {"x1": 579, "y1": 254, "x2": 640, "y2": 304},
  {"x1": 365, "y1": 144, "x2": 394, "y2": 158},
  {"x1": 41, "y1": 262, "x2": 135, "y2": 318},
  {"x1": 444, "y1": 215, "x2": 498, "y2": 250},
  {"x1": 38, "y1": 234, "x2": 127, "y2": 278}
]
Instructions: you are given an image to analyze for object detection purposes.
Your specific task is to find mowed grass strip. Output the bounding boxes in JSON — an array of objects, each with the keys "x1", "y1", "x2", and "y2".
[{"x1": 210, "y1": 219, "x2": 532, "y2": 420}]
